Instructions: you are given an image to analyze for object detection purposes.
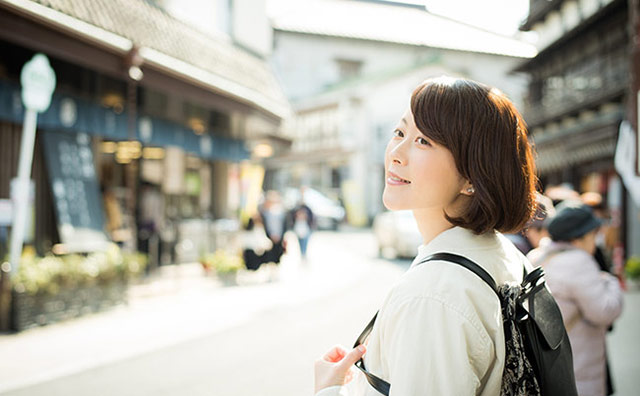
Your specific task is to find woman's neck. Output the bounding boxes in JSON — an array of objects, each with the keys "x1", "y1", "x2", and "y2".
[{"x1": 412, "y1": 209, "x2": 454, "y2": 246}]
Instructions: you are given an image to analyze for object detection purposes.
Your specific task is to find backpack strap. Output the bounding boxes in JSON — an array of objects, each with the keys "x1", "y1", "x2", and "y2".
[
  {"x1": 352, "y1": 252, "x2": 503, "y2": 396},
  {"x1": 420, "y1": 253, "x2": 499, "y2": 296},
  {"x1": 353, "y1": 312, "x2": 390, "y2": 395}
]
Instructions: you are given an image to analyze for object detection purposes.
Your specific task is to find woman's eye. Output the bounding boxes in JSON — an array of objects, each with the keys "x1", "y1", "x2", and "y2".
[
  {"x1": 393, "y1": 129, "x2": 404, "y2": 138},
  {"x1": 417, "y1": 137, "x2": 430, "y2": 146}
]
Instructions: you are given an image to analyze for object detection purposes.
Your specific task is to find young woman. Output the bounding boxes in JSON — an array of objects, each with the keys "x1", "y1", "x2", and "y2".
[{"x1": 314, "y1": 76, "x2": 537, "y2": 395}]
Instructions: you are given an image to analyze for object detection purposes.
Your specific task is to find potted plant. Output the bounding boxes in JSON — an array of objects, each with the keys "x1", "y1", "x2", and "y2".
[
  {"x1": 202, "y1": 250, "x2": 243, "y2": 286},
  {"x1": 625, "y1": 256, "x2": 640, "y2": 290},
  {"x1": 10, "y1": 244, "x2": 147, "y2": 331}
]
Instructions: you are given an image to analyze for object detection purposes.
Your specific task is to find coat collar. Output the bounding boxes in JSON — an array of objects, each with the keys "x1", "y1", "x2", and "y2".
[
  {"x1": 408, "y1": 226, "x2": 528, "y2": 292},
  {"x1": 411, "y1": 227, "x2": 501, "y2": 268}
]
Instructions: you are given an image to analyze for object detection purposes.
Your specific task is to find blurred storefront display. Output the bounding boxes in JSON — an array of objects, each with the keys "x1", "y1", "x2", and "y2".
[{"x1": 0, "y1": 0, "x2": 290, "y2": 328}]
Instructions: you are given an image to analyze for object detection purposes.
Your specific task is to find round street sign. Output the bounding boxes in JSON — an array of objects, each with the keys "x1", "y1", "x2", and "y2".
[{"x1": 21, "y1": 53, "x2": 56, "y2": 113}]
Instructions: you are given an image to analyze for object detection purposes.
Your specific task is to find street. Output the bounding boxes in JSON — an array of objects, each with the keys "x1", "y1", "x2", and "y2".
[
  {"x1": 0, "y1": 229, "x2": 408, "y2": 396},
  {"x1": 0, "y1": 229, "x2": 638, "y2": 396}
]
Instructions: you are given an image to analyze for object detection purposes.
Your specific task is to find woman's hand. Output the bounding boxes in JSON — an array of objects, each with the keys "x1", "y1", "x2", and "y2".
[{"x1": 314, "y1": 344, "x2": 366, "y2": 393}]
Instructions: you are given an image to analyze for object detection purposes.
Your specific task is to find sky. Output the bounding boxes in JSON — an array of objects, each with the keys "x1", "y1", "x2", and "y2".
[
  {"x1": 268, "y1": 0, "x2": 532, "y2": 38},
  {"x1": 421, "y1": 0, "x2": 530, "y2": 36}
]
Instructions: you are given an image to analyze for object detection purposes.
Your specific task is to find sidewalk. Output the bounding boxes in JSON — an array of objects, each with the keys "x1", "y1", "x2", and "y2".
[
  {"x1": 608, "y1": 288, "x2": 640, "y2": 396},
  {"x1": 0, "y1": 232, "x2": 373, "y2": 394}
]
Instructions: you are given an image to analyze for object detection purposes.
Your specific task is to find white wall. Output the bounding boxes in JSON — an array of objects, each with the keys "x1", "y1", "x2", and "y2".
[
  {"x1": 160, "y1": 0, "x2": 223, "y2": 37},
  {"x1": 271, "y1": 32, "x2": 528, "y2": 107},
  {"x1": 159, "y1": 0, "x2": 272, "y2": 57},
  {"x1": 232, "y1": 0, "x2": 273, "y2": 57}
]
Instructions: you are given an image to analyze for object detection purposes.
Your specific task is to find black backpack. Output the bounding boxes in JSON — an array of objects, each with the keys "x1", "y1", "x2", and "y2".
[{"x1": 354, "y1": 252, "x2": 578, "y2": 396}]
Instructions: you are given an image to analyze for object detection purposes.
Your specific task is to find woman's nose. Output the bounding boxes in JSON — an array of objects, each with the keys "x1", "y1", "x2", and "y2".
[{"x1": 388, "y1": 142, "x2": 406, "y2": 165}]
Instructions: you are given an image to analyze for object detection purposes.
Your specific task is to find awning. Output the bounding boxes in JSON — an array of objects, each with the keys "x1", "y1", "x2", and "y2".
[
  {"x1": 533, "y1": 113, "x2": 622, "y2": 174},
  {"x1": 0, "y1": 79, "x2": 249, "y2": 161},
  {"x1": 535, "y1": 137, "x2": 618, "y2": 173}
]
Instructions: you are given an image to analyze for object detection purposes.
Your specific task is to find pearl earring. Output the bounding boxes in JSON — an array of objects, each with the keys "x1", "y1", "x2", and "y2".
[{"x1": 466, "y1": 187, "x2": 475, "y2": 194}]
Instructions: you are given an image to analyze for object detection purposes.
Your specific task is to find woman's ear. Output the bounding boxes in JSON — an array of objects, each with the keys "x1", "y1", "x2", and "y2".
[{"x1": 460, "y1": 181, "x2": 475, "y2": 196}]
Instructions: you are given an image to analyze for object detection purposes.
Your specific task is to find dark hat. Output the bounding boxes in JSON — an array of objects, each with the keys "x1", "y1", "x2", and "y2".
[{"x1": 546, "y1": 200, "x2": 602, "y2": 242}]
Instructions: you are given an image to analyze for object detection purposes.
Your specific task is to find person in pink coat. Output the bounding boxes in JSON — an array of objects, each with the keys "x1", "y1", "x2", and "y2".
[{"x1": 527, "y1": 201, "x2": 623, "y2": 396}]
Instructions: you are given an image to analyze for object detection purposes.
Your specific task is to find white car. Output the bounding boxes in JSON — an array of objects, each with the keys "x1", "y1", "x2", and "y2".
[{"x1": 373, "y1": 210, "x2": 422, "y2": 259}]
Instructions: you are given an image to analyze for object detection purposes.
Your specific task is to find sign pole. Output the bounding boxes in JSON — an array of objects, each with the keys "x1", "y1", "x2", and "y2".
[
  {"x1": 8, "y1": 109, "x2": 37, "y2": 274},
  {"x1": 7, "y1": 54, "x2": 56, "y2": 275}
]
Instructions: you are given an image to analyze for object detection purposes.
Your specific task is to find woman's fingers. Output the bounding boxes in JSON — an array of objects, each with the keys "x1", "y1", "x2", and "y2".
[
  {"x1": 314, "y1": 344, "x2": 367, "y2": 393},
  {"x1": 336, "y1": 345, "x2": 366, "y2": 370},
  {"x1": 323, "y1": 345, "x2": 347, "y2": 362}
]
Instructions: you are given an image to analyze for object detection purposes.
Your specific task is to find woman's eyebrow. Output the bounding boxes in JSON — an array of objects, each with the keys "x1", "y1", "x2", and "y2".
[{"x1": 400, "y1": 118, "x2": 407, "y2": 125}]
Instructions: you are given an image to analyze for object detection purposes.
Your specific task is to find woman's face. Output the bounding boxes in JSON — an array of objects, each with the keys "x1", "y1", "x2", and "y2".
[{"x1": 383, "y1": 109, "x2": 469, "y2": 214}]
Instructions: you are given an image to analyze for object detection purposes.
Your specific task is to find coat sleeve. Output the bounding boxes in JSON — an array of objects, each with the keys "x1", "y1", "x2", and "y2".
[
  {"x1": 567, "y1": 254, "x2": 623, "y2": 327},
  {"x1": 315, "y1": 386, "x2": 346, "y2": 396},
  {"x1": 381, "y1": 295, "x2": 494, "y2": 396}
]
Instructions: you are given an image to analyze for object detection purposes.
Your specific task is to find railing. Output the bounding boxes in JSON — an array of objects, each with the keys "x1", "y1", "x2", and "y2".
[{"x1": 523, "y1": 60, "x2": 629, "y2": 127}]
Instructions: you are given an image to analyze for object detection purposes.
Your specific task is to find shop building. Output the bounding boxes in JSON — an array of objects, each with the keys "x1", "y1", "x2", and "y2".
[
  {"x1": 0, "y1": 0, "x2": 290, "y2": 263},
  {"x1": 517, "y1": 0, "x2": 639, "y2": 257}
]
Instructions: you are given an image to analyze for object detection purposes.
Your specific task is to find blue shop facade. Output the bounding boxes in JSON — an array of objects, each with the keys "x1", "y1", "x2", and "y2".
[{"x1": 0, "y1": 0, "x2": 290, "y2": 262}]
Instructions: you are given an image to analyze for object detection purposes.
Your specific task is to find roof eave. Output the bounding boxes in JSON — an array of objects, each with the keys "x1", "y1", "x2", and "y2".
[
  {"x1": 273, "y1": 27, "x2": 536, "y2": 59},
  {"x1": 1, "y1": 0, "x2": 290, "y2": 120},
  {"x1": 519, "y1": 0, "x2": 563, "y2": 31}
]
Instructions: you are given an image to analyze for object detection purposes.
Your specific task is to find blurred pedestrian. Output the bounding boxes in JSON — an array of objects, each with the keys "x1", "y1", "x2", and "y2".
[
  {"x1": 580, "y1": 192, "x2": 614, "y2": 274},
  {"x1": 505, "y1": 193, "x2": 554, "y2": 255},
  {"x1": 545, "y1": 184, "x2": 581, "y2": 206},
  {"x1": 288, "y1": 188, "x2": 315, "y2": 261},
  {"x1": 259, "y1": 190, "x2": 287, "y2": 265},
  {"x1": 315, "y1": 77, "x2": 541, "y2": 395},
  {"x1": 527, "y1": 201, "x2": 623, "y2": 396},
  {"x1": 137, "y1": 182, "x2": 163, "y2": 251},
  {"x1": 241, "y1": 214, "x2": 272, "y2": 271}
]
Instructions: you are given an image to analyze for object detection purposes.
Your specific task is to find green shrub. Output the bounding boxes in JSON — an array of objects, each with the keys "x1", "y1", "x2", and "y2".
[
  {"x1": 11, "y1": 244, "x2": 147, "y2": 296},
  {"x1": 121, "y1": 252, "x2": 148, "y2": 279},
  {"x1": 626, "y1": 256, "x2": 640, "y2": 280},
  {"x1": 201, "y1": 250, "x2": 243, "y2": 274}
]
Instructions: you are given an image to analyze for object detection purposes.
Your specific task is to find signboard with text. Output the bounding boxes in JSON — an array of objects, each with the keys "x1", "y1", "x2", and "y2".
[{"x1": 41, "y1": 130, "x2": 108, "y2": 252}]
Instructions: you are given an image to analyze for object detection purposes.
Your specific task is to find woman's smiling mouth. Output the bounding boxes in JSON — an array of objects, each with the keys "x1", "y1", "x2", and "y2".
[{"x1": 387, "y1": 170, "x2": 411, "y2": 185}]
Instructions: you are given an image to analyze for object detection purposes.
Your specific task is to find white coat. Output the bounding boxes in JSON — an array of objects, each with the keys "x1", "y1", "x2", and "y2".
[{"x1": 317, "y1": 226, "x2": 530, "y2": 396}]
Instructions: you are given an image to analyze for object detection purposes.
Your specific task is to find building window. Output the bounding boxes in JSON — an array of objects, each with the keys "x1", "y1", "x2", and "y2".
[
  {"x1": 335, "y1": 58, "x2": 362, "y2": 80},
  {"x1": 331, "y1": 168, "x2": 341, "y2": 189}
]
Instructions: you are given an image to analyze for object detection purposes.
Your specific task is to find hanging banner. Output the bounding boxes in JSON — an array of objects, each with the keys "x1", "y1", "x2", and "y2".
[
  {"x1": 614, "y1": 121, "x2": 640, "y2": 206},
  {"x1": 239, "y1": 163, "x2": 265, "y2": 224}
]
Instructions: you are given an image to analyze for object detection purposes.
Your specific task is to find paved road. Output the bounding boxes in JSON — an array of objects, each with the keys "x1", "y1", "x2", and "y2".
[
  {"x1": 0, "y1": 230, "x2": 408, "y2": 396},
  {"x1": 1, "y1": 229, "x2": 638, "y2": 395}
]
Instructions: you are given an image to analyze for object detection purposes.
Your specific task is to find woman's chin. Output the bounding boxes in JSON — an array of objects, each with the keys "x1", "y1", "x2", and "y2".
[{"x1": 382, "y1": 193, "x2": 406, "y2": 211}]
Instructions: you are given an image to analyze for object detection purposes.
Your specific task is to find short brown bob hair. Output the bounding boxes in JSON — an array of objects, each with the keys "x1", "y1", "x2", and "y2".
[{"x1": 411, "y1": 76, "x2": 537, "y2": 235}]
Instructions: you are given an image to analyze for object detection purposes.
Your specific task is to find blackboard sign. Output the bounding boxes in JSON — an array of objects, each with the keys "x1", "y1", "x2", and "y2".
[{"x1": 41, "y1": 130, "x2": 108, "y2": 252}]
